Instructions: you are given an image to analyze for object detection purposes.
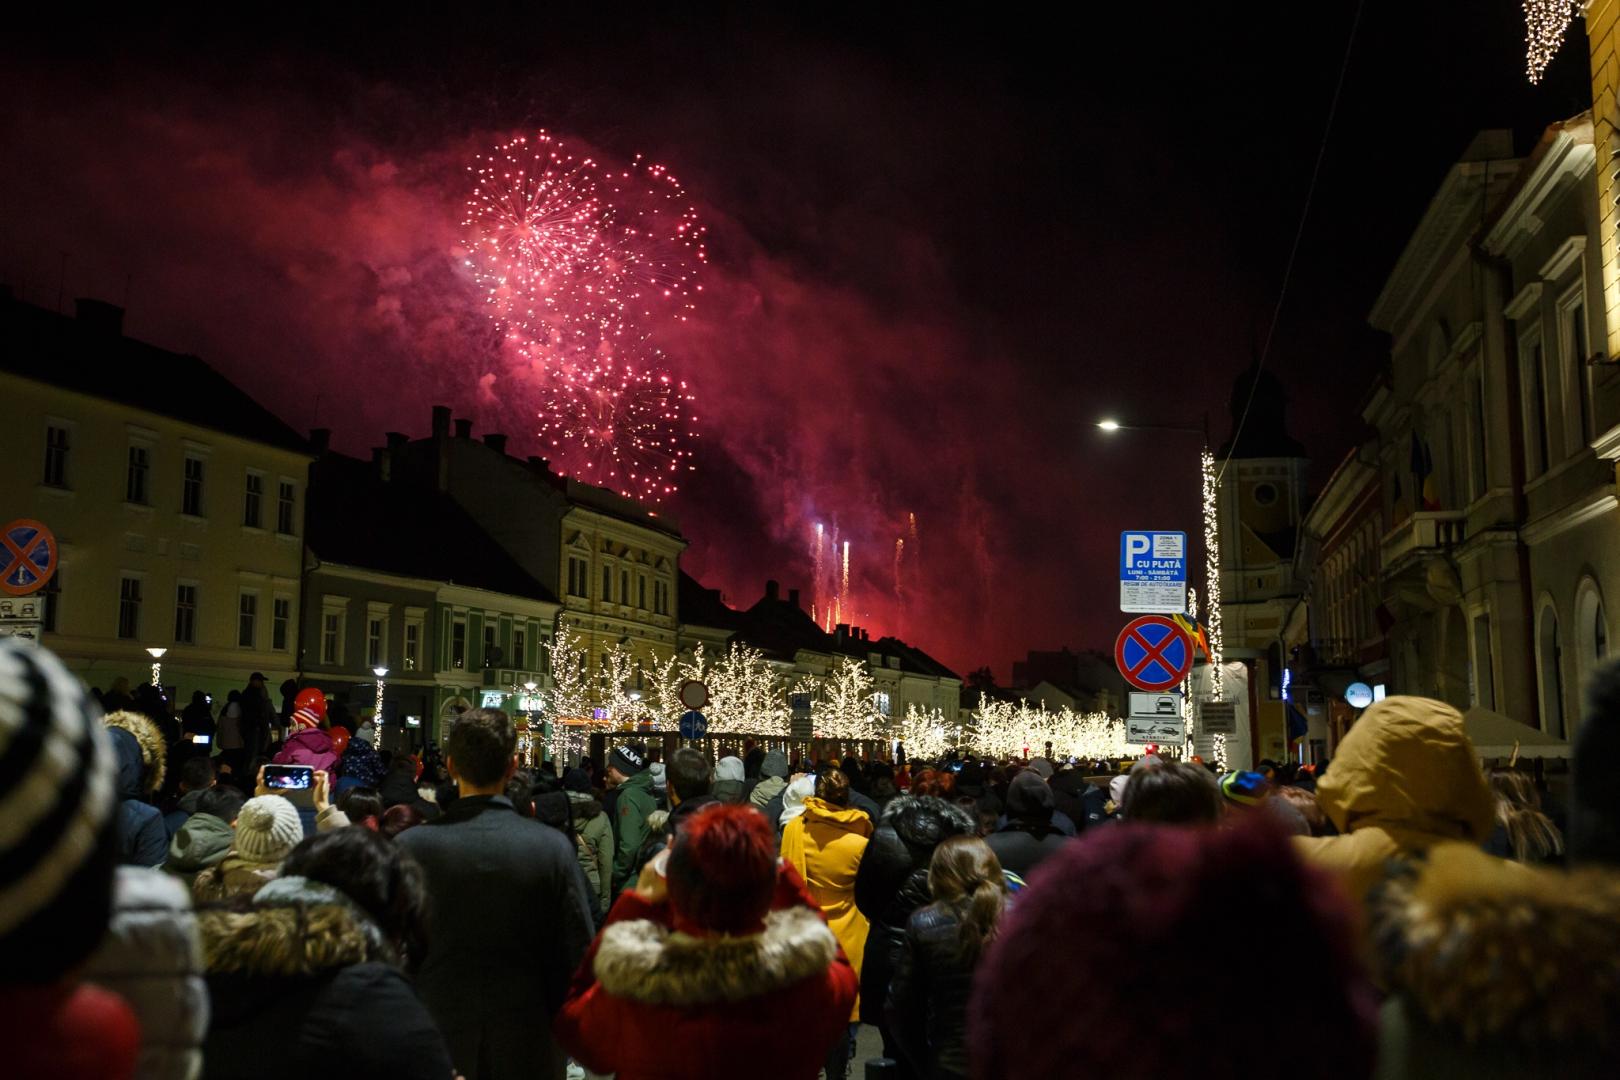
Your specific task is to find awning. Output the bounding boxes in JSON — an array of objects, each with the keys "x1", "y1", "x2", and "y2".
[{"x1": 1462, "y1": 705, "x2": 1572, "y2": 759}]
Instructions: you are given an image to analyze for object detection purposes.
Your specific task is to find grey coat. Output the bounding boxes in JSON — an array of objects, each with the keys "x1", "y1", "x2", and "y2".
[
  {"x1": 82, "y1": 866, "x2": 209, "y2": 1080},
  {"x1": 399, "y1": 795, "x2": 595, "y2": 1080}
]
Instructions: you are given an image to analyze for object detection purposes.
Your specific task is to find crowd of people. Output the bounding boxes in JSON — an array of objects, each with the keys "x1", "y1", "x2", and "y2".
[{"x1": 4, "y1": 636, "x2": 1619, "y2": 1080}]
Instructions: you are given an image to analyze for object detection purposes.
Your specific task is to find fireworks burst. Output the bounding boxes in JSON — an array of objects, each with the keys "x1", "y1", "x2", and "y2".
[{"x1": 463, "y1": 130, "x2": 706, "y2": 501}]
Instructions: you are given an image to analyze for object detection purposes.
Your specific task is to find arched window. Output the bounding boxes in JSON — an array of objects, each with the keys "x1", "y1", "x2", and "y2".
[
  {"x1": 1538, "y1": 600, "x2": 1567, "y2": 739},
  {"x1": 1575, "y1": 578, "x2": 1608, "y2": 735}
]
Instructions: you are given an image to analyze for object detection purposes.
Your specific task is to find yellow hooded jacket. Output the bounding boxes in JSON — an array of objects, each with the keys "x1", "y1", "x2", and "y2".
[
  {"x1": 1295, "y1": 696, "x2": 1494, "y2": 908},
  {"x1": 780, "y1": 796, "x2": 873, "y2": 1021}
]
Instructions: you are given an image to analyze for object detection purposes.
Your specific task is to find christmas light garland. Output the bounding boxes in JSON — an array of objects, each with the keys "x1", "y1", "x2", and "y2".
[{"x1": 1525, "y1": 1, "x2": 1582, "y2": 84}]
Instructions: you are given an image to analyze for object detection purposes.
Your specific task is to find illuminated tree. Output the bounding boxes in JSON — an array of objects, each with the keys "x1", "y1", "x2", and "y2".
[{"x1": 810, "y1": 657, "x2": 882, "y2": 740}]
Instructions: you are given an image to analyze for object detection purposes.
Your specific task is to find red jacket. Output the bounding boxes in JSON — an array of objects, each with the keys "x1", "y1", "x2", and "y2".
[
  {"x1": 555, "y1": 861, "x2": 858, "y2": 1080},
  {"x1": 0, "y1": 981, "x2": 140, "y2": 1080}
]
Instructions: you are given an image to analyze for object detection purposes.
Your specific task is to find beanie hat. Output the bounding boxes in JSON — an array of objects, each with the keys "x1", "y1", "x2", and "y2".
[
  {"x1": 715, "y1": 755, "x2": 746, "y2": 783},
  {"x1": 760, "y1": 749, "x2": 790, "y2": 779},
  {"x1": 233, "y1": 795, "x2": 304, "y2": 863},
  {"x1": 1027, "y1": 757, "x2": 1055, "y2": 781},
  {"x1": 563, "y1": 767, "x2": 593, "y2": 793},
  {"x1": 0, "y1": 640, "x2": 119, "y2": 977},
  {"x1": 1220, "y1": 771, "x2": 1269, "y2": 807},
  {"x1": 1006, "y1": 770, "x2": 1055, "y2": 820},
  {"x1": 292, "y1": 704, "x2": 322, "y2": 729},
  {"x1": 667, "y1": 803, "x2": 777, "y2": 935},
  {"x1": 611, "y1": 742, "x2": 647, "y2": 776}
]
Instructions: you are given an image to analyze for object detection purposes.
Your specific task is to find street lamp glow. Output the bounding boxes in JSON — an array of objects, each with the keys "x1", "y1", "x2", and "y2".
[
  {"x1": 373, "y1": 666, "x2": 389, "y2": 678},
  {"x1": 1097, "y1": 419, "x2": 1121, "y2": 432}
]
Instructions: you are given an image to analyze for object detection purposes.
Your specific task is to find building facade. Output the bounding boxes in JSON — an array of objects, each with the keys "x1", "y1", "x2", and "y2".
[{"x1": 1, "y1": 296, "x2": 309, "y2": 699}]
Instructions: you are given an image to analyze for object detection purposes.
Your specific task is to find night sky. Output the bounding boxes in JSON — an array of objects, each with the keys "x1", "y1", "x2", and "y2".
[{"x1": 0, "y1": 4, "x2": 1597, "y2": 679}]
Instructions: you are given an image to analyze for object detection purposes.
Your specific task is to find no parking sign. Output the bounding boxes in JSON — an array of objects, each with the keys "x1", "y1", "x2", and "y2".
[
  {"x1": 1114, "y1": 615, "x2": 1193, "y2": 693},
  {"x1": 2, "y1": 520, "x2": 57, "y2": 596}
]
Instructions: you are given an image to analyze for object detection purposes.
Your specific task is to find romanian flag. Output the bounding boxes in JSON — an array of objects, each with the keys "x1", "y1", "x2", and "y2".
[
  {"x1": 1410, "y1": 431, "x2": 1439, "y2": 511},
  {"x1": 1173, "y1": 614, "x2": 1212, "y2": 663}
]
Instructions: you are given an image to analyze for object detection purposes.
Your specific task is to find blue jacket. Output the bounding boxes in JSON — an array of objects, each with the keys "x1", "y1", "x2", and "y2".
[{"x1": 110, "y1": 726, "x2": 169, "y2": 867}]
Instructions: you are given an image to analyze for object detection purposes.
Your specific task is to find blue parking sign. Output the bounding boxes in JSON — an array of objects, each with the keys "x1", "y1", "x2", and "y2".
[{"x1": 1120, "y1": 531, "x2": 1188, "y2": 613}]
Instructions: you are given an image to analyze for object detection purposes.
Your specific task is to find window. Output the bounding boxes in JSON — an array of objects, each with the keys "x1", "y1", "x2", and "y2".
[
  {"x1": 638, "y1": 574, "x2": 647, "y2": 609},
  {"x1": 874, "y1": 691, "x2": 892, "y2": 716},
  {"x1": 1524, "y1": 340, "x2": 1551, "y2": 477},
  {"x1": 41, "y1": 570, "x2": 61, "y2": 633},
  {"x1": 117, "y1": 577, "x2": 141, "y2": 640},
  {"x1": 1468, "y1": 368, "x2": 1488, "y2": 500},
  {"x1": 182, "y1": 457, "x2": 205, "y2": 516},
  {"x1": 321, "y1": 612, "x2": 343, "y2": 665},
  {"x1": 43, "y1": 426, "x2": 70, "y2": 488},
  {"x1": 1539, "y1": 603, "x2": 1567, "y2": 739},
  {"x1": 654, "y1": 579, "x2": 670, "y2": 616},
  {"x1": 404, "y1": 622, "x2": 421, "y2": 671},
  {"x1": 272, "y1": 597, "x2": 290, "y2": 651},
  {"x1": 1472, "y1": 614, "x2": 1494, "y2": 710},
  {"x1": 1568, "y1": 299, "x2": 1592, "y2": 445},
  {"x1": 367, "y1": 618, "x2": 384, "y2": 668},
  {"x1": 277, "y1": 481, "x2": 296, "y2": 535},
  {"x1": 567, "y1": 557, "x2": 589, "y2": 598},
  {"x1": 174, "y1": 584, "x2": 197, "y2": 644},
  {"x1": 482, "y1": 623, "x2": 497, "y2": 668},
  {"x1": 126, "y1": 445, "x2": 150, "y2": 505},
  {"x1": 513, "y1": 626, "x2": 527, "y2": 669},
  {"x1": 1576, "y1": 580, "x2": 1608, "y2": 732},
  {"x1": 621, "y1": 569, "x2": 630, "y2": 606},
  {"x1": 451, "y1": 618, "x2": 467, "y2": 669},
  {"x1": 238, "y1": 593, "x2": 258, "y2": 648},
  {"x1": 602, "y1": 565, "x2": 613, "y2": 603},
  {"x1": 243, "y1": 473, "x2": 263, "y2": 528},
  {"x1": 1253, "y1": 483, "x2": 1278, "y2": 507}
]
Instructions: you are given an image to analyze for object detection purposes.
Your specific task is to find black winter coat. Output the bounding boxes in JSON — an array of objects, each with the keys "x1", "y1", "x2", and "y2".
[
  {"x1": 984, "y1": 821, "x2": 1070, "y2": 881},
  {"x1": 199, "y1": 892, "x2": 452, "y2": 1080},
  {"x1": 1049, "y1": 770, "x2": 1108, "y2": 833},
  {"x1": 886, "y1": 901, "x2": 981, "y2": 1080},
  {"x1": 398, "y1": 795, "x2": 594, "y2": 1080},
  {"x1": 852, "y1": 796, "x2": 976, "y2": 1025}
]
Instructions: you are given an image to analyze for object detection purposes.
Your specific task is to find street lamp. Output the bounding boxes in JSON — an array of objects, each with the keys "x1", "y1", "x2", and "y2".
[
  {"x1": 145, "y1": 647, "x2": 166, "y2": 688},
  {"x1": 372, "y1": 667, "x2": 387, "y2": 745}
]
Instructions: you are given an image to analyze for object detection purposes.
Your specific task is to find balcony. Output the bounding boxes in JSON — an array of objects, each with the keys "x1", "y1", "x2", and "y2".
[{"x1": 1381, "y1": 511, "x2": 1465, "y2": 572}]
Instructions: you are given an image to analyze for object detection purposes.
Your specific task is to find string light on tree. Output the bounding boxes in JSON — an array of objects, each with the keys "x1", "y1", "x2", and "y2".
[
  {"x1": 1524, "y1": 1, "x2": 1583, "y2": 84},
  {"x1": 373, "y1": 667, "x2": 387, "y2": 746}
]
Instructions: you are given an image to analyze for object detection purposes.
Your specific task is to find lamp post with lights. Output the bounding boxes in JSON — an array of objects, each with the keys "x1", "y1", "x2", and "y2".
[
  {"x1": 145, "y1": 647, "x2": 166, "y2": 689},
  {"x1": 372, "y1": 667, "x2": 387, "y2": 747}
]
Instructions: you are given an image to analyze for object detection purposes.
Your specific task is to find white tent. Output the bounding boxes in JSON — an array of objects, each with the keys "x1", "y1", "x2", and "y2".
[{"x1": 1462, "y1": 706, "x2": 1572, "y2": 759}]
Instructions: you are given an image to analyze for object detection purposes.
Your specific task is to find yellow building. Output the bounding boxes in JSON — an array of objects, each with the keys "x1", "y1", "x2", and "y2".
[
  {"x1": 1588, "y1": 4, "x2": 1620, "y2": 362},
  {"x1": 0, "y1": 296, "x2": 310, "y2": 698}
]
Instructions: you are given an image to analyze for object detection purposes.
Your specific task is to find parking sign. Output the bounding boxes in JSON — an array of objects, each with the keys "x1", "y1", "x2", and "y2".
[{"x1": 1119, "y1": 531, "x2": 1188, "y2": 613}]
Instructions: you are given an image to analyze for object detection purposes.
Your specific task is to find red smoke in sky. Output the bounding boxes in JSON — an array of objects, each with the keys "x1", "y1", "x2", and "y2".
[{"x1": 1, "y1": 75, "x2": 1182, "y2": 681}]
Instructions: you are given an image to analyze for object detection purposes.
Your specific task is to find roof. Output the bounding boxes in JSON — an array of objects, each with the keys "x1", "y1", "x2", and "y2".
[
  {"x1": 307, "y1": 452, "x2": 556, "y2": 602},
  {"x1": 1463, "y1": 706, "x2": 1571, "y2": 759},
  {"x1": 677, "y1": 571, "x2": 744, "y2": 633},
  {"x1": 0, "y1": 296, "x2": 310, "y2": 455}
]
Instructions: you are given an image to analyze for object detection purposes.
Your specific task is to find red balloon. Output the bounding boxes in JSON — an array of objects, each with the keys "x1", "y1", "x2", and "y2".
[
  {"x1": 293, "y1": 688, "x2": 327, "y2": 721},
  {"x1": 328, "y1": 727, "x2": 350, "y2": 755}
]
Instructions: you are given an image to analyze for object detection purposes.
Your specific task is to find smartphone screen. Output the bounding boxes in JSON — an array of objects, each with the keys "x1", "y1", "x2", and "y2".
[
  {"x1": 263, "y1": 764, "x2": 314, "y2": 790},
  {"x1": 191, "y1": 733, "x2": 211, "y2": 744}
]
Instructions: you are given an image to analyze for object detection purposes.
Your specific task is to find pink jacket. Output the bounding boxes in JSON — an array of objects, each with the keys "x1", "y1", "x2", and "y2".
[{"x1": 272, "y1": 728, "x2": 339, "y2": 776}]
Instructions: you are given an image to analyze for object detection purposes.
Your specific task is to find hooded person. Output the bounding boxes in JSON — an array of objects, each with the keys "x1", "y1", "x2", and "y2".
[
  {"x1": 1295, "y1": 696, "x2": 1495, "y2": 909},
  {"x1": 971, "y1": 820, "x2": 1377, "y2": 1080},
  {"x1": 779, "y1": 769, "x2": 874, "y2": 1080},
  {"x1": 198, "y1": 829, "x2": 455, "y2": 1080},
  {"x1": 164, "y1": 786, "x2": 245, "y2": 886},
  {"x1": 777, "y1": 774, "x2": 818, "y2": 835},
  {"x1": 853, "y1": 793, "x2": 979, "y2": 1068},
  {"x1": 271, "y1": 710, "x2": 339, "y2": 776},
  {"x1": 105, "y1": 710, "x2": 170, "y2": 867},
  {"x1": 556, "y1": 804, "x2": 859, "y2": 1080},
  {"x1": 565, "y1": 767, "x2": 616, "y2": 915},
  {"x1": 985, "y1": 770, "x2": 1071, "y2": 880},
  {"x1": 336, "y1": 733, "x2": 388, "y2": 795},
  {"x1": 1367, "y1": 842, "x2": 1620, "y2": 1080},
  {"x1": 192, "y1": 794, "x2": 302, "y2": 902},
  {"x1": 751, "y1": 749, "x2": 791, "y2": 811},
  {"x1": 0, "y1": 640, "x2": 141, "y2": 1080},
  {"x1": 713, "y1": 754, "x2": 747, "y2": 805}
]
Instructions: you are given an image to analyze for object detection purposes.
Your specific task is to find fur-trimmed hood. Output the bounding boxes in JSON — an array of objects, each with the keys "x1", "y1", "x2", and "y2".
[
  {"x1": 592, "y1": 907, "x2": 838, "y2": 1006},
  {"x1": 105, "y1": 709, "x2": 166, "y2": 795},
  {"x1": 566, "y1": 790, "x2": 604, "y2": 819},
  {"x1": 881, "y1": 794, "x2": 976, "y2": 849},
  {"x1": 1370, "y1": 842, "x2": 1620, "y2": 1047},
  {"x1": 199, "y1": 877, "x2": 392, "y2": 978}
]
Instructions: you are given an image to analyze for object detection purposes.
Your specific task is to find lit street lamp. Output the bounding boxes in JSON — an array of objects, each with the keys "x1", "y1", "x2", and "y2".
[{"x1": 145, "y1": 647, "x2": 167, "y2": 688}]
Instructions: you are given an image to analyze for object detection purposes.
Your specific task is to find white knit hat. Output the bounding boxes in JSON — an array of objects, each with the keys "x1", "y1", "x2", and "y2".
[
  {"x1": 233, "y1": 795, "x2": 304, "y2": 863},
  {"x1": 0, "y1": 640, "x2": 116, "y2": 940},
  {"x1": 715, "y1": 756, "x2": 746, "y2": 783}
]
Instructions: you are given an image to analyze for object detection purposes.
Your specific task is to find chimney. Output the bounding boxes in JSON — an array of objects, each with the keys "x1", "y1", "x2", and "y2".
[
  {"x1": 385, "y1": 431, "x2": 408, "y2": 451},
  {"x1": 73, "y1": 297, "x2": 124, "y2": 335},
  {"x1": 483, "y1": 432, "x2": 508, "y2": 455},
  {"x1": 527, "y1": 455, "x2": 551, "y2": 474},
  {"x1": 788, "y1": 588, "x2": 800, "y2": 609},
  {"x1": 431, "y1": 406, "x2": 451, "y2": 438},
  {"x1": 834, "y1": 623, "x2": 849, "y2": 646},
  {"x1": 765, "y1": 579, "x2": 780, "y2": 602},
  {"x1": 454, "y1": 418, "x2": 472, "y2": 439},
  {"x1": 309, "y1": 428, "x2": 331, "y2": 455}
]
